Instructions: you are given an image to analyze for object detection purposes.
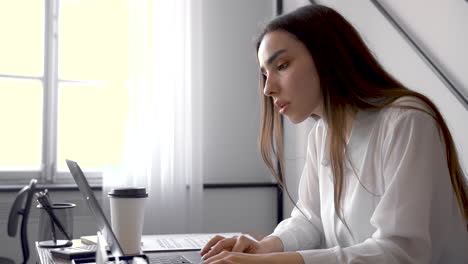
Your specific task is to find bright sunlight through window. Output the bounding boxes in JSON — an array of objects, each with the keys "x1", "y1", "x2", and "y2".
[{"x1": 0, "y1": 0, "x2": 130, "y2": 179}]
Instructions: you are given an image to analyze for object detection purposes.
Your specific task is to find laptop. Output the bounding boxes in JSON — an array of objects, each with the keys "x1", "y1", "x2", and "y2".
[{"x1": 66, "y1": 159, "x2": 200, "y2": 264}]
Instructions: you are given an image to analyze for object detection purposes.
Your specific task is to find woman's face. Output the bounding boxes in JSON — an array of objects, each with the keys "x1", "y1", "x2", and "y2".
[{"x1": 258, "y1": 30, "x2": 323, "y2": 123}]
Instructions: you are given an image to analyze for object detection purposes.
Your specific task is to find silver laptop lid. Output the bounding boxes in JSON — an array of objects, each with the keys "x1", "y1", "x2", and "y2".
[{"x1": 66, "y1": 159, "x2": 124, "y2": 257}]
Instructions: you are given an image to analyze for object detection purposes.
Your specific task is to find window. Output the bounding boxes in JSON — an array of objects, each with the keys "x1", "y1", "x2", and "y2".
[{"x1": 0, "y1": 0, "x2": 130, "y2": 185}]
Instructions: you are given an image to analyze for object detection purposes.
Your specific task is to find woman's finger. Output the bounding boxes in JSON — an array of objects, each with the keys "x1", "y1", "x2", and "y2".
[
  {"x1": 200, "y1": 235, "x2": 226, "y2": 256},
  {"x1": 231, "y1": 235, "x2": 255, "y2": 253},
  {"x1": 201, "y1": 237, "x2": 237, "y2": 260}
]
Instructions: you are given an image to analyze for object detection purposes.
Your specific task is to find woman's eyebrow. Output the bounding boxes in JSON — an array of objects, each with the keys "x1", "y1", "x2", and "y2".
[
  {"x1": 260, "y1": 49, "x2": 287, "y2": 73},
  {"x1": 266, "y1": 49, "x2": 287, "y2": 66}
]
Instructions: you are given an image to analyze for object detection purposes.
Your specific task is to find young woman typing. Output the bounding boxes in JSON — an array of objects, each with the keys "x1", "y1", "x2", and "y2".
[{"x1": 200, "y1": 5, "x2": 468, "y2": 264}]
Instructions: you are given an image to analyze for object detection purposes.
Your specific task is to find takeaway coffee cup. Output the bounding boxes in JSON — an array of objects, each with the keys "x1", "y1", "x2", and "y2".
[{"x1": 108, "y1": 187, "x2": 148, "y2": 254}]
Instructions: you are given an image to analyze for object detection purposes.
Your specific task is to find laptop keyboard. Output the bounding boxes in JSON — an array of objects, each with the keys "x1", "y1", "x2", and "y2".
[{"x1": 148, "y1": 255, "x2": 193, "y2": 264}]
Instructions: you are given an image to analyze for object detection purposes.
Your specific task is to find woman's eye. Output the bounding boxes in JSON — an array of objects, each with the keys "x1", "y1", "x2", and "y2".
[{"x1": 277, "y1": 62, "x2": 289, "y2": 71}]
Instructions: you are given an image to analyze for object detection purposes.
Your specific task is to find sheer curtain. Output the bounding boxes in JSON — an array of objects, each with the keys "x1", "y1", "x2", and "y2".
[{"x1": 103, "y1": 0, "x2": 203, "y2": 235}]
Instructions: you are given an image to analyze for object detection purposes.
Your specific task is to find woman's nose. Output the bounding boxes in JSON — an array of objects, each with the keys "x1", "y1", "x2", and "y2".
[{"x1": 263, "y1": 77, "x2": 277, "y2": 97}]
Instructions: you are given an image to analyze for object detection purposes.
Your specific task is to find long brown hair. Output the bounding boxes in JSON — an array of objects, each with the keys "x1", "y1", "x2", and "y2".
[{"x1": 257, "y1": 5, "x2": 468, "y2": 226}]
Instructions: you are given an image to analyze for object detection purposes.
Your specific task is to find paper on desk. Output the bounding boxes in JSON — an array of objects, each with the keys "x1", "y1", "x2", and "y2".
[{"x1": 141, "y1": 232, "x2": 255, "y2": 252}]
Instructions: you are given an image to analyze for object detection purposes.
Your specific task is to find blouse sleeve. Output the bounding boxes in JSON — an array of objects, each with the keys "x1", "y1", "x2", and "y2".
[
  {"x1": 298, "y1": 110, "x2": 462, "y2": 263},
  {"x1": 268, "y1": 123, "x2": 326, "y2": 252}
]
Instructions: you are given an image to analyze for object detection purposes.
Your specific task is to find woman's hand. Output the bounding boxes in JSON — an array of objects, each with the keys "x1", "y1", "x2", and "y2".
[
  {"x1": 201, "y1": 251, "x2": 304, "y2": 264},
  {"x1": 200, "y1": 235, "x2": 268, "y2": 260}
]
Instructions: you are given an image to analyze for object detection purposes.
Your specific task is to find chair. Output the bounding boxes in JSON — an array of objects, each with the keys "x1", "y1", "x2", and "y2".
[{"x1": 0, "y1": 179, "x2": 37, "y2": 264}]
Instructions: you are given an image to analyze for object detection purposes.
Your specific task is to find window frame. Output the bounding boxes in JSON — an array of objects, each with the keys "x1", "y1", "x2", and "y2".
[{"x1": 0, "y1": 0, "x2": 102, "y2": 185}]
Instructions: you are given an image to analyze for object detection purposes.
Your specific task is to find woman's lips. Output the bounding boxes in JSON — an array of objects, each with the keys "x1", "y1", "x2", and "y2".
[
  {"x1": 274, "y1": 100, "x2": 290, "y2": 115},
  {"x1": 279, "y1": 103, "x2": 289, "y2": 114}
]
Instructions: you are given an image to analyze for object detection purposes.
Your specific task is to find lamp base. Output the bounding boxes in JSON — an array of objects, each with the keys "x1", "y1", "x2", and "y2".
[{"x1": 38, "y1": 240, "x2": 73, "y2": 248}]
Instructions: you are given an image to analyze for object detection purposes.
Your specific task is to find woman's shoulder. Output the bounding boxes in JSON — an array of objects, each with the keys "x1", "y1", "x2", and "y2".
[
  {"x1": 380, "y1": 95, "x2": 435, "y2": 122},
  {"x1": 390, "y1": 95, "x2": 431, "y2": 109}
]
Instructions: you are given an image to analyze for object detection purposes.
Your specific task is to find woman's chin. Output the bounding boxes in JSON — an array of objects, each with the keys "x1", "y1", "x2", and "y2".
[{"x1": 286, "y1": 114, "x2": 307, "y2": 124}]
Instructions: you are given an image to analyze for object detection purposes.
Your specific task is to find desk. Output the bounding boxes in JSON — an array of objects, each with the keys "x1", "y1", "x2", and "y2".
[
  {"x1": 36, "y1": 233, "x2": 264, "y2": 264},
  {"x1": 36, "y1": 240, "x2": 202, "y2": 264}
]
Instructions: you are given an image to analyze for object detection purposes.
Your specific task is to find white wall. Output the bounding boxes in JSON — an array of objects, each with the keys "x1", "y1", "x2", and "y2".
[
  {"x1": 379, "y1": 0, "x2": 468, "y2": 98},
  {"x1": 200, "y1": 0, "x2": 275, "y2": 184},
  {"x1": 281, "y1": 0, "x2": 468, "y2": 218}
]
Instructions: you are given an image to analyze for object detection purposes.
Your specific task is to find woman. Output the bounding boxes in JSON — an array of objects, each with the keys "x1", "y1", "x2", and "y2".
[{"x1": 200, "y1": 5, "x2": 468, "y2": 263}]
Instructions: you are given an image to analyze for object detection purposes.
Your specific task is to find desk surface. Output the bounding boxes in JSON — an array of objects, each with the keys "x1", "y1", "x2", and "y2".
[
  {"x1": 36, "y1": 240, "x2": 203, "y2": 264},
  {"x1": 36, "y1": 233, "x2": 265, "y2": 264}
]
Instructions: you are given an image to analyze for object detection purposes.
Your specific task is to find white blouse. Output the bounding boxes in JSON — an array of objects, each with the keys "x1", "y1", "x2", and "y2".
[{"x1": 270, "y1": 99, "x2": 468, "y2": 263}]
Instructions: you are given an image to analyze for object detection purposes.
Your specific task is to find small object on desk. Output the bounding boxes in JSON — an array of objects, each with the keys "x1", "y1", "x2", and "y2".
[
  {"x1": 36, "y1": 190, "x2": 73, "y2": 248},
  {"x1": 50, "y1": 246, "x2": 96, "y2": 260},
  {"x1": 80, "y1": 235, "x2": 98, "y2": 245}
]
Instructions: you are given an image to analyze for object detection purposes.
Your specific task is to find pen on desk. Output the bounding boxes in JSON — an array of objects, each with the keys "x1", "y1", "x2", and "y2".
[
  {"x1": 36, "y1": 191, "x2": 72, "y2": 241},
  {"x1": 43, "y1": 190, "x2": 57, "y2": 244},
  {"x1": 49, "y1": 210, "x2": 57, "y2": 244}
]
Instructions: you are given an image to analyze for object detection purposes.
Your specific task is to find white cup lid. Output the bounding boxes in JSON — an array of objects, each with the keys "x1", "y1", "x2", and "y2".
[{"x1": 108, "y1": 188, "x2": 148, "y2": 198}]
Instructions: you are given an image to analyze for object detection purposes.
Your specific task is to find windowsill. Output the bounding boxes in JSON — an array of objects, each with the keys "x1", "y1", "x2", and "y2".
[{"x1": 0, "y1": 183, "x2": 102, "y2": 193}]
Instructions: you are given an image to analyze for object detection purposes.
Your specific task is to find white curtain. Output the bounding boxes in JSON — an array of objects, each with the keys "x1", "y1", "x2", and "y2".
[{"x1": 103, "y1": 0, "x2": 203, "y2": 235}]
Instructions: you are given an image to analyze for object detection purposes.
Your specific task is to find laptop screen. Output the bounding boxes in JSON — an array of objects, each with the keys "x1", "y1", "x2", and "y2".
[{"x1": 66, "y1": 159, "x2": 124, "y2": 257}]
